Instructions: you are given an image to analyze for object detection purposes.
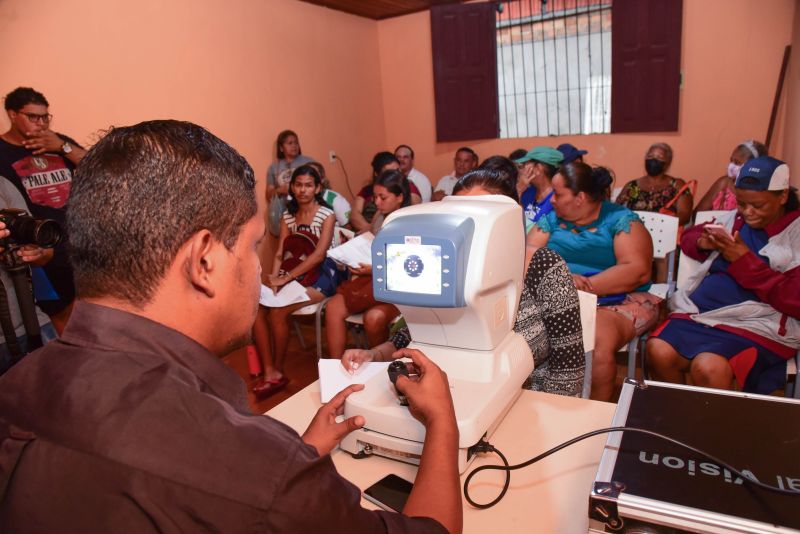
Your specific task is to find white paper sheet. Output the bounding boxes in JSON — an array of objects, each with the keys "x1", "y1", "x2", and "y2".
[
  {"x1": 326, "y1": 232, "x2": 374, "y2": 269},
  {"x1": 317, "y1": 359, "x2": 391, "y2": 403},
  {"x1": 259, "y1": 281, "x2": 311, "y2": 307}
]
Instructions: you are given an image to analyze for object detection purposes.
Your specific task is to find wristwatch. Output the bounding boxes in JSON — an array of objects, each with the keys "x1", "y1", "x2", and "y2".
[{"x1": 61, "y1": 141, "x2": 73, "y2": 154}]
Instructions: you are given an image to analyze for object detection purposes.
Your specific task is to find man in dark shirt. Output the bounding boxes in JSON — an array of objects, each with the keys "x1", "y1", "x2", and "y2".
[
  {"x1": 0, "y1": 87, "x2": 88, "y2": 330},
  {"x1": 0, "y1": 120, "x2": 461, "y2": 533}
]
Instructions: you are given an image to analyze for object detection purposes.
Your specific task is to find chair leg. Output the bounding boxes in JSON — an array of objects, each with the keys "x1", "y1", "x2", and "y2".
[
  {"x1": 293, "y1": 320, "x2": 307, "y2": 350},
  {"x1": 582, "y1": 350, "x2": 593, "y2": 399},
  {"x1": 626, "y1": 337, "x2": 640, "y2": 379}
]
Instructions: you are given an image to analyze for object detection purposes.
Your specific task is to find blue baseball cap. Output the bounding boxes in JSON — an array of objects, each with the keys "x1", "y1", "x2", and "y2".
[
  {"x1": 735, "y1": 156, "x2": 790, "y2": 191},
  {"x1": 556, "y1": 143, "x2": 588, "y2": 164}
]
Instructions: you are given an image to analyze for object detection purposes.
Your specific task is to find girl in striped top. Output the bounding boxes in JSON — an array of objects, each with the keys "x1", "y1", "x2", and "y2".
[{"x1": 252, "y1": 164, "x2": 335, "y2": 399}]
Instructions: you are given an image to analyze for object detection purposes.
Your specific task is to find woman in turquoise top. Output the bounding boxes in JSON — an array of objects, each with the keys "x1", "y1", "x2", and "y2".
[{"x1": 526, "y1": 162, "x2": 660, "y2": 401}]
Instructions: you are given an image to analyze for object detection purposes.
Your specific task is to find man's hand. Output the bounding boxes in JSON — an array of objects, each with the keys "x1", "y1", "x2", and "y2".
[
  {"x1": 22, "y1": 130, "x2": 65, "y2": 155},
  {"x1": 391, "y1": 349, "x2": 455, "y2": 428},
  {"x1": 301, "y1": 384, "x2": 365, "y2": 456},
  {"x1": 341, "y1": 348, "x2": 375, "y2": 373},
  {"x1": 17, "y1": 245, "x2": 53, "y2": 266}
]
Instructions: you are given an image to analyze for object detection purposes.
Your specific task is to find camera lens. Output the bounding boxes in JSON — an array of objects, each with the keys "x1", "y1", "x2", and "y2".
[{"x1": 31, "y1": 220, "x2": 61, "y2": 248}]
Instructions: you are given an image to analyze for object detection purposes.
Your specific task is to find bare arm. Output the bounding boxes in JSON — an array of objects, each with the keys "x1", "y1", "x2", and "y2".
[
  {"x1": 695, "y1": 176, "x2": 727, "y2": 213},
  {"x1": 524, "y1": 225, "x2": 551, "y2": 276},
  {"x1": 673, "y1": 178, "x2": 694, "y2": 226},
  {"x1": 394, "y1": 349, "x2": 462, "y2": 533},
  {"x1": 584, "y1": 221, "x2": 653, "y2": 295}
]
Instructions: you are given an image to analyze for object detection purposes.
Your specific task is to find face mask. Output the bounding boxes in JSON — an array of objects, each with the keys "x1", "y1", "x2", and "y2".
[
  {"x1": 645, "y1": 158, "x2": 665, "y2": 176},
  {"x1": 727, "y1": 162, "x2": 742, "y2": 178}
]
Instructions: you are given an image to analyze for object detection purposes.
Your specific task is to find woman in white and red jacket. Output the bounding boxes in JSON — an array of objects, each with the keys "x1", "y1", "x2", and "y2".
[{"x1": 648, "y1": 156, "x2": 799, "y2": 394}]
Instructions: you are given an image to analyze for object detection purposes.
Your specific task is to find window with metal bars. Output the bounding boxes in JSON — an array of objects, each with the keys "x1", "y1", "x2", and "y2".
[{"x1": 497, "y1": 0, "x2": 612, "y2": 139}]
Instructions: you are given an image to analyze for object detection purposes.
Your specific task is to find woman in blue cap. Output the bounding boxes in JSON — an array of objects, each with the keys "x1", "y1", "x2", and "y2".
[{"x1": 648, "y1": 156, "x2": 800, "y2": 393}]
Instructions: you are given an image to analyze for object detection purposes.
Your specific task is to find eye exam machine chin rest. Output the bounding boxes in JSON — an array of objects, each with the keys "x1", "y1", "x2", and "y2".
[{"x1": 339, "y1": 195, "x2": 534, "y2": 473}]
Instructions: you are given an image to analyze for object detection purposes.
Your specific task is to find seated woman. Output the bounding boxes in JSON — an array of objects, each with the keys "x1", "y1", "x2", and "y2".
[
  {"x1": 615, "y1": 142, "x2": 693, "y2": 226},
  {"x1": 325, "y1": 170, "x2": 410, "y2": 359},
  {"x1": 695, "y1": 140, "x2": 767, "y2": 213},
  {"x1": 648, "y1": 156, "x2": 799, "y2": 394},
  {"x1": 252, "y1": 165, "x2": 335, "y2": 399},
  {"x1": 341, "y1": 166, "x2": 587, "y2": 397},
  {"x1": 349, "y1": 153, "x2": 421, "y2": 233},
  {"x1": 526, "y1": 162, "x2": 659, "y2": 401}
]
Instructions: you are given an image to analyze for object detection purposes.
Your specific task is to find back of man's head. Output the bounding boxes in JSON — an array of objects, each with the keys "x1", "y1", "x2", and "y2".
[
  {"x1": 68, "y1": 120, "x2": 256, "y2": 306},
  {"x1": 4, "y1": 87, "x2": 49, "y2": 111}
]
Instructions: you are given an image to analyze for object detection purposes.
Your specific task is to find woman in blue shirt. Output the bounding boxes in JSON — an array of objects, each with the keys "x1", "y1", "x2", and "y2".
[{"x1": 526, "y1": 162, "x2": 659, "y2": 401}]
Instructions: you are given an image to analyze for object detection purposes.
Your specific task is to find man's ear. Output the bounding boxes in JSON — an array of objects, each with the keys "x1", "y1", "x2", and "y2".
[{"x1": 185, "y1": 229, "x2": 218, "y2": 298}]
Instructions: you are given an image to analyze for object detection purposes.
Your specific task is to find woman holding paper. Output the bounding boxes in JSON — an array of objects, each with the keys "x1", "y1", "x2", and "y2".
[
  {"x1": 252, "y1": 165, "x2": 335, "y2": 399},
  {"x1": 324, "y1": 170, "x2": 411, "y2": 360}
]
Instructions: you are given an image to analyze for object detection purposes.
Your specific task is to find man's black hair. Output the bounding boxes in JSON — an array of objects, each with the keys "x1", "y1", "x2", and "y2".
[
  {"x1": 67, "y1": 120, "x2": 257, "y2": 305},
  {"x1": 4, "y1": 87, "x2": 49, "y2": 111}
]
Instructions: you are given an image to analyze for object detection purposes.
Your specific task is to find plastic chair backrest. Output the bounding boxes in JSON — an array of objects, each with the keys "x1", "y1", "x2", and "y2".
[
  {"x1": 676, "y1": 210, "x2": 734, "y2": 289},
  {"x1": 577, "y1": 290, "x2": 597, "y2": 353},
  {"x1": 634, "y1": 211, "x2": 679, "y2": 259}
]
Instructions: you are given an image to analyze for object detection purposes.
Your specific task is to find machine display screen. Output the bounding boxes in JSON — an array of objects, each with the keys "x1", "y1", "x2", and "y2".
[{"x1": 385, "y1": 243, "x2": 442, "y2": 295}]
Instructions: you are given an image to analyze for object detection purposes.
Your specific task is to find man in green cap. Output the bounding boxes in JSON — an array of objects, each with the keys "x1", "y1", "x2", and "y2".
[{"x1": 515, "y1": 146, "x2": 564, "y2": 230}]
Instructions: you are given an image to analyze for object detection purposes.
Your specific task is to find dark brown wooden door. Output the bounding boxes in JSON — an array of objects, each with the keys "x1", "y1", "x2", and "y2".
[
  {"x1": 431, "y1": 3, "x2": 499, "y2": 141},
  {"x1": 611, "y1": 0, "x2": 683, "y2": 133}
]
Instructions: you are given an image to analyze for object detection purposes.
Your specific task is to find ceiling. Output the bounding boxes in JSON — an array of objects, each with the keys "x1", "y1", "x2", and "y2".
[{"x1": 299, "y1": 0, "x2": 464, "y2": 20}]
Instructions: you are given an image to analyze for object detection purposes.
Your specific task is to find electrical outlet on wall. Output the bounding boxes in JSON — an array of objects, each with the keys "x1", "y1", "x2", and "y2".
[{"x1": 329, "y1": 150, "x2": 337, "y2": 163}]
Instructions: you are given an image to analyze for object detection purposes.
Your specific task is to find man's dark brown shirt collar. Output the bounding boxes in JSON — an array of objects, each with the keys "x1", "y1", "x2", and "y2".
[{"x1": 61, "y1": 301, "x2": 250, "y2": 412}]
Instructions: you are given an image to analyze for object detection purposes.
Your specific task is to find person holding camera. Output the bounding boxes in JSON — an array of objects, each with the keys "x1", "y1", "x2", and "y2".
[
  {"x1": 0, "y1": 176, "x2": 58, "y2": 374},
  {"x1": 0, "y1": 87, "x2": 85, "y2": 332}
]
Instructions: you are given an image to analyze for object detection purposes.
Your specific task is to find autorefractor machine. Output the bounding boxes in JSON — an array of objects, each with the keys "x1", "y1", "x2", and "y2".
[{"x1": 340, "y1": 195, "x2": 534, "y2": 473}]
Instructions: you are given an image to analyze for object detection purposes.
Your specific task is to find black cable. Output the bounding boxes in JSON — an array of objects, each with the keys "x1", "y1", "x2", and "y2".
[
  {"x1": 465, "y1": 440, "x2": 511, "y2": 509},
  {"x1": 464, "y1": 426, "x2": 800, "y2": 510},
  {"x1": 335, "y1": 155, "x2": 357, "y2": 199}
]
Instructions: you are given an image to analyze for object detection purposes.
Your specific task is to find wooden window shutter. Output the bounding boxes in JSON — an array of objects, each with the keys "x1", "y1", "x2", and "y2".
[
  {"x1": 431, "y1": 3, "x2": 499, "y2": 142},
  {"x1": 610, "y1": 0, "x2": 683, "y2": 133}
]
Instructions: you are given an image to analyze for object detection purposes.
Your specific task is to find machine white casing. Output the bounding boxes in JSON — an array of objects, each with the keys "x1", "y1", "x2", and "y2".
[{"x1": 339, "y1": 195, "x2": 534, "y2": 473}]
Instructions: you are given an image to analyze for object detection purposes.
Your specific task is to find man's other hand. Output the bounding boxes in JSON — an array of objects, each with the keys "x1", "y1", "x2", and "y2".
[
  {"x1": 391, "y1": 348, "x2": 456, "y2": 428},
  {"x1": 22, "y1": 130, "x2": 66, "y2": 155},
  {"x1": 301, "y1": 384, "x2": 365, "y2": 456}
]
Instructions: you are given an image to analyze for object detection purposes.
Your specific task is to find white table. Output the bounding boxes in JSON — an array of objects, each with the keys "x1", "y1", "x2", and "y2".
[{"x1": 268, "y1": 382, "x2": 616, "y2": 533}]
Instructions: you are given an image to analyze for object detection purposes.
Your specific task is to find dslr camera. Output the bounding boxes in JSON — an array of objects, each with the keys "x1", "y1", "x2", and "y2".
[{"x1": 0, "y1": 208, "x2": 62, "y2": 270}]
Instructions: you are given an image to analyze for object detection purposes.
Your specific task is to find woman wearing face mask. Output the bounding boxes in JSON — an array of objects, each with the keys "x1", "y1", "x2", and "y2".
[
  {"x1": 695, "y1": 140, "x2": 767, "y2": 213},
  {"x1": 615, "y1": 142, "x2": 693, "y2": 226},
  {"x1": 339, "y1": 167, "x2": 587, "y2": 397}
]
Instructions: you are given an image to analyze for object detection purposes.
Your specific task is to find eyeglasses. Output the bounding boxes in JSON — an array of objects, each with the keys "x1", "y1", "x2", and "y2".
[{"x1": 16, "y1": 111, "x2": 52, "y2": 124}]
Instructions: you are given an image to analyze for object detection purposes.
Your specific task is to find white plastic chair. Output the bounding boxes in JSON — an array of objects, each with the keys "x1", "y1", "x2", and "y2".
[
  {"x1": 344, "y1": 313, "x2": 369, "y2": 349},
  {"x1": 677, "y1": 210, "x2": 735, "y2": 289},
  {"x1": 290, "y1": 297, "x2": 331, "y2": 360},
  {"x1": 577, "y1": 290, "x2": 597, "y2": 399},
  {"x1": 634, "y1": 211, "x2": 680, "y2": 300},
  {"x1": 624, "y1": 211, "x2": 680, "y2": 379}
]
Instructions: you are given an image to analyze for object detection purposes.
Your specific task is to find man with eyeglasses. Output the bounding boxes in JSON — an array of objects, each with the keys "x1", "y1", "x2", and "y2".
[{"x1": 0, "y1": 87, "x2": 85, "y2": 331}]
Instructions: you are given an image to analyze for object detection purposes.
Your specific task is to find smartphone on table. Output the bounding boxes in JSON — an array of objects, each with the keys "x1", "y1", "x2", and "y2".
[{"x1": 363, "y1": 474, "x2": 414, "y2": 512}]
